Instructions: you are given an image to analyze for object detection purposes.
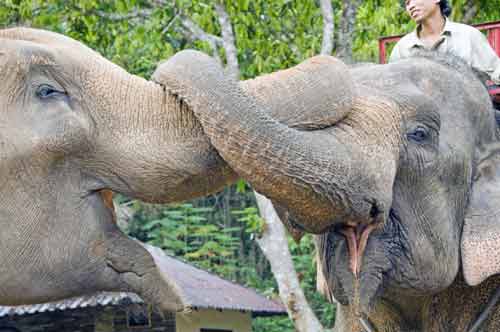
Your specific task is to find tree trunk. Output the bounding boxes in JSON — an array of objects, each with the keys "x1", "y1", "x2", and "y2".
[
  {"x1": 461, "y1": 0, "x2": 478, "y2": 24},
  {"x1": 320, "y1": 0, "x2": 334, "y2": 55},
  {"x1": 254, "y1": 192, "x2": 327, "y2": 332},
  {"x1": 178, "y1": 14, "x2": 223, "y2": 66},
  {"x1": 214, "y1": 3, "x2": 240, "y2": 80},
  {"x1": 336, "y1": 0, "x2": 360, "y2": 62}
]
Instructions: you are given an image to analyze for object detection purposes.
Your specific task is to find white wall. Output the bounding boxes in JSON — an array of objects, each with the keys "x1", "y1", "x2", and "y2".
[{"x1": 176, "y1": 309, "x2": 252, "y2": 332}]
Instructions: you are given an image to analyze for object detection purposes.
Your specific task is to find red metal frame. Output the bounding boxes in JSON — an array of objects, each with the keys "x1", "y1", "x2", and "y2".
[{"x1": 378, "y1": 20, "x2": 500, "y2": 64}]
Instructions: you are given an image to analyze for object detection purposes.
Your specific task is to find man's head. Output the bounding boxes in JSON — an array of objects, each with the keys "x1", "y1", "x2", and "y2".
[{"x1": 403, "y1": 0, "x2": 452, "y2": 23}]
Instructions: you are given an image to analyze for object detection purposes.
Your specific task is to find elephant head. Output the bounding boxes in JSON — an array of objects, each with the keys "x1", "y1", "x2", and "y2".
[
  {"x1": 0, "y1": 28, "x2": 354, "y2": 310},
  {"x1": 0, "y1": 27, "x2": 247, "y2": 309},
  {"x1": 157, "y1": 50, "x2": 500, "y2": 329}
]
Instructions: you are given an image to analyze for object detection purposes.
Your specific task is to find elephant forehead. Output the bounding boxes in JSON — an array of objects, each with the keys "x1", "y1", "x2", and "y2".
[
  {"x1": 0, "y1": 38, "x2": 99, "y2": 99},
  {"x1": 0, "y1": 39, "x2": 58, "y2": 73},
  {"x1": 0, "y1": 27, "x2": 86, "y2": 52},
  {"x1": 0, "y1": 28, "x2": 105, "y2": 65},
  {"x1": 356, "y1": 62, "x2": 493, "y2": 144}
]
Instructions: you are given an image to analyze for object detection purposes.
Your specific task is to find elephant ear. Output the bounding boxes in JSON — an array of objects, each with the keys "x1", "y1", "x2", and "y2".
[{"x1": 462, "y1": 152, "x2": 500, "y2": 286}]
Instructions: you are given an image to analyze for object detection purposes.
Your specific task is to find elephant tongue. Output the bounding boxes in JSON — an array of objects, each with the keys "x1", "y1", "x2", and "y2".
[{"x1": 340, "y1": 223, "x2": 377, "y2": 278}]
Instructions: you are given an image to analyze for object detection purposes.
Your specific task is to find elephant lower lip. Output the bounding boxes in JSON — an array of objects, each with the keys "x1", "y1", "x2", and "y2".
[{"x1": 339, "y1": 223, "x2": 378, "y2": 278}]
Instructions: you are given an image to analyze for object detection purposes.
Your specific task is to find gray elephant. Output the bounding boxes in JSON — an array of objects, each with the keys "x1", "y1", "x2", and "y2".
[
  {"x1": 0, "y1": 28, "x2": 345, "y2": 312},
  {"x1": 0, "y1": 27, "x2": 213, "y2": 311},
  {"x1": 3, "y1": 27, "x2": 500, "y2": 332},
  {"x1": 156, "y1": 51, "x2": 500, "y2": 331}
]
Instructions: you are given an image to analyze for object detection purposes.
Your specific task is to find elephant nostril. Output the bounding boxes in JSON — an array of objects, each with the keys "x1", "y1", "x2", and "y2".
[
  {"x1": 362, "y1": 198, "x2": 386, "y2": 226},
  {"x1": 370, "y1": 202, "x2": 381, "y2": 219}
]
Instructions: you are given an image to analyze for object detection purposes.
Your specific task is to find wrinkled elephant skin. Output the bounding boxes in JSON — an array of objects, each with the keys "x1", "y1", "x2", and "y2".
[
  {"x1": 0, "y1": 28, "x2": 360, "y2": 312},
  {"x1": 4, "y1": 27, "x2": 500, "y2": 332},
  {"x1": 0, "y1": 28, "x2": 235, "y2": 311},
  {"x1": 159, "y1": 50, "x2": 500, "y2": 330}
]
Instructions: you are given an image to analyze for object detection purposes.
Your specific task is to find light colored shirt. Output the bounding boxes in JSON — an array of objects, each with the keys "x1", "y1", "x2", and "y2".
[{"x1": 390, "y1": 19, "x2": 500, "y2": 84}]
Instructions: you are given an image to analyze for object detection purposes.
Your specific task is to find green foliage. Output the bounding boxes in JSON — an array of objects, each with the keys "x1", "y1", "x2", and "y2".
[
  {"x1": 354, "y1": 0, "x2": 414, "y2": 61},
  {"x1": 225, "y1": 0, "x2": 326, "y2": 77},
  {"x1": 3, "y1": 0, "x2": 499, "y2": 76},
  {"x1": 138, "y1": 203, "x2": 241, "y2": 277},
  {"x1": 123, "y1": 194, "x2": 334, "y2": 331},
  {"x1": 232, "y1": 206, "x2": 264, "y2": 236},
  {"x1": 289, "y1": 235, "x2": 336, "y2": 327},
  {"x1": 451, "y1": 0, "x2": 500, "y2": 23}
]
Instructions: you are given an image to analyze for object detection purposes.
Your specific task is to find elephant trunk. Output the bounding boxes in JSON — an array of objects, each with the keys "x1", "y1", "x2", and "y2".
[
  {"x1": 154, "y1": 51, "x2": 401, "y2": 233},
  {"x1": 1, "y1": 27, "x2": 401, "y2": 233},
  {"x1": 240, "y1": 56, "x2": 352, "y2": 130},
  {"x1": 79, "y1": 51, "x2": 239, "y2": 203}
]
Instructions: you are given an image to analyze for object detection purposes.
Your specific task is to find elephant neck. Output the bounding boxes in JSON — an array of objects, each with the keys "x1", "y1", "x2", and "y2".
[
  {"x1": 334, "y1": 294, "x2": 426, "y2": 332},
  {"x1": 84, "y1": 63, "x2": 237, "y2": 202},
  {"x1": 334, "y1": 274, "x2": 500, "y2": 332},
  {"x1": 423, "y1": 273, "x2": 500, "y2": 332}
]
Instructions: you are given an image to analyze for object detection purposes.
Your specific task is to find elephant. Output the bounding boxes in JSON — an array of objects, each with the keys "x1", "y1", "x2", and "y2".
[
  {"x1": 0, "y1": 27, "x2": 351, "y2": 312},
  {"x1": 155, "y1": 51, "x2": 500, "y2": 331},
  {"x1": 0, "y1": 27, "x2": 217, "y2": 311},
  {"x1": 3, "y1": 27, "x2": 500, "y2": 332}
]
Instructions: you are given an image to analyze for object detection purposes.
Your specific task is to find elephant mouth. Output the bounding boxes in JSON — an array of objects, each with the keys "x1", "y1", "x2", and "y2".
[
  {"x1": 327, "y1": 208, "x2": 400, "y2": 314},
  {"x1": 96, "y1": 189, "x2": 117, "y2": 222},
  {"x1": 336, "y1": 221, "x2": 381, "y2": 278},
  {"x1": 88, "y1": 190, "x2": 187, "y2": 312}
]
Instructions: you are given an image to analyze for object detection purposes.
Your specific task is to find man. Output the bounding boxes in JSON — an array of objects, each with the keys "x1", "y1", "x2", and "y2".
[{"x1": 390, "y1": 0, "x2": 500, "y2": 85}]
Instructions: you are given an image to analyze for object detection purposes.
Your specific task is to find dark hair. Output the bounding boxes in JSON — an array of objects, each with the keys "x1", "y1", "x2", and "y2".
[
  {"x1": 400, "y1": 0, "x2": 452, "y2": 17},
  {"x1": 439, "y1": 0, "x2": 452, "y2": 17}
]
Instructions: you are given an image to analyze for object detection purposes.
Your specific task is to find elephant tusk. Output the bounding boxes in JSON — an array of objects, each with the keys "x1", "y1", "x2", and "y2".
[
  {"x1": 467, "y1": 286, "x2": 500, "y2": 332},
  {"x1": 359, "y1": 316, "x2": 377, "y2": 332}
]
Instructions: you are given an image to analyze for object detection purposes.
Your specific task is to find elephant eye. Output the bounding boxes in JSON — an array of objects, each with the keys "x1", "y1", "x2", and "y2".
[
  {"x1": 407, "y1": 126, "x2": 429, "y2": 143},
  {"x1": 36, "y1": 84, "x2": 66, "y2": 99}
]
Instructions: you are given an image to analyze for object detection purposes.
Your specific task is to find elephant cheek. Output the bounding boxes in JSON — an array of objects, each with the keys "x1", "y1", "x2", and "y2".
[
  {"x1": 33, "y1": 113, "x2": 91, "y2": 157},
  {"x1": 321, "y1": 233, "x2": 352, "y2": 305}
]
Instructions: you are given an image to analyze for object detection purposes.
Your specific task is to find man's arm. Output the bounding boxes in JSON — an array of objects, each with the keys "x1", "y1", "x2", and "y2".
[{"x1": 471, "y1": 28, "x2": 500, "y2": 85}]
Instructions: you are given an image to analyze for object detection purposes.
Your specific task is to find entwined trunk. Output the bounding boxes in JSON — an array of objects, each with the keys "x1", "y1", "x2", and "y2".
[
  {"x1": 80, "y1": 54, "x2": 238, "y2": 203},
  {"x1": 153, "y1": 50, "x2": 401, "y2": 233}
]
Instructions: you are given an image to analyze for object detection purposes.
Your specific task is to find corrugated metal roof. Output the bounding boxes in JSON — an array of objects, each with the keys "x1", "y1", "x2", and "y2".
[
  {"x1": 0, "y1": 246, "x2": 286, "y2": 318},
  {"x1": 146, "y1": 245, "x2": 285, "y2": 316},
  {"x1": 0, "y1": 293, "x2": 142, "y2": 318}
]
